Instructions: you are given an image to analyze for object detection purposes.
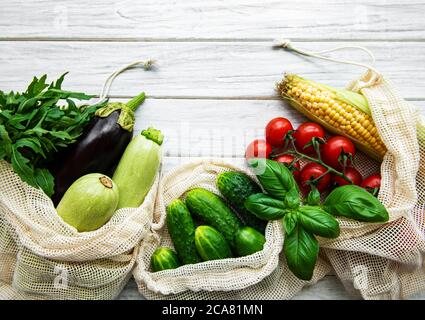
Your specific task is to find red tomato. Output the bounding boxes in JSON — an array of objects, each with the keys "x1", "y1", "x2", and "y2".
[
  {"x1": 265, "y1": 117, "x2": 294, "y2": 148},
  {"x1": 293, "y1": 122, "x2": 325, "y2": 155},
  {"x1": 322, "y1": 136, "x2": 356, "y2": 169},
  {"x1": 361, "y1": 174, "x2": 381, "y2": 194},
  {"x1": 274, "y1": 154, "x2": 301, "y2": 182},
  {"x1": 299, "y1": 162, "x2": 331, "y2": 192},
  {"x1": 245, "y1": 139, "x2": 272, "y2": 159},
  {"x1": 332, "y1": 167, "x2": 363, "y2": 187}
]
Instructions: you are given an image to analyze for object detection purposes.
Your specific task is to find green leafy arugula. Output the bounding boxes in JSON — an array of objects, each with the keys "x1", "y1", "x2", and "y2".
[{"x1": 0, "y1": 74, "x2": 106, "y2": 197}]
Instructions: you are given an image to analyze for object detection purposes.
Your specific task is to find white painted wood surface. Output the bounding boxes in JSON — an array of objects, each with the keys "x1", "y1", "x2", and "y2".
[
  {"x1": 130, "y1": 99, "x2": 425, "y2": 158},
  {"x1": 1, "y1": 0, "x2": 424, "y2": 40},
  {"x1": 1, "y1": 0, "x2": 424, "y2": 300},
  {"x1": 0, "y1": 41, "x2": 424, "y2": 99}
]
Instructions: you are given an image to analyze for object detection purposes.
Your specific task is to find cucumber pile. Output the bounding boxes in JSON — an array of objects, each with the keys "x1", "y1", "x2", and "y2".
[{"x1": 150, "y1": 171, "x2": 267, "y2": 272}]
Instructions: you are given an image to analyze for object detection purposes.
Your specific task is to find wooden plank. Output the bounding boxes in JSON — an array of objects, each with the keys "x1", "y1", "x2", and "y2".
[
  {"x1": 131, "y1": 99, "x2": 425, "y2": 158},
  {"x1": 0, "y1": 41, "x2": 424, "y2": 99},
  {"x1": 117, "y1": 273, "x2": 425, "y2": 300},
  {"x1": 1, "y1": 0, "x2": 424, "y2": 40},
  {"x1": 117, "y1": 275, "x2": 356, "y2": 300},
  {"x1": 135, "y1": 99, "x2": 306, "y2": 158}
]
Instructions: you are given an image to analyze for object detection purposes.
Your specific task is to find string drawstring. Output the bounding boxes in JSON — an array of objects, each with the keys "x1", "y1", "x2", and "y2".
[
  {"x1": 273, "y1": 39, "x2": 380, "y2": 75},
  {"x1": 99, "y1": 59, "x2": 155, "y2": 101}
]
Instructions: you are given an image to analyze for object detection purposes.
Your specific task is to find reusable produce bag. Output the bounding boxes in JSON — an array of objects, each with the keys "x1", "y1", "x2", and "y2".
[
  {"x1": 0, "y1": 160, "x2": 159, "y2": 299},
  {"x1": 320, "y1": 71, "x2": 425, "y2": 299},
  {"x1": 136, "y1": 43, "x2": 425, "y2": 299},
  {"x1": 272, "y1": 41, "x2": 425, "y2": 299},
  {"x1": 0, "y1": 60, "x2": 160, "y2": 300},
  {"x1": 133, "y1": 159, "x2": 330, "y2": 299},
  {"x1": 0, "y1": 161, "x2": 158, "y2": 299}
]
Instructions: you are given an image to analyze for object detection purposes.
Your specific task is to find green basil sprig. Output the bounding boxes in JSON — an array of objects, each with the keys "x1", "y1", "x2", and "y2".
[
  {"x1": 298, "y1": 206, "x2": 340, "y2": 238},
  {"x1": 245, "y1": 193, "x2": 290, "y2": 220},
  {"x1": 284, "y1": 188, "x2": 300, "y2": 209},
  {"x1": 324, "y1": 185, "x2": 389, "y2": 222},
  {"x1": 282, "y1": 211, "x2": 297, "y2": 235},
  {"x1": 284, "y1": 224, "x2": 319, "y2": 281},
  {"x1": 247, "y1": 158, "x2": 297, "y2": 199},
  {"x1": 282, "y1": 206, "x2": 339, "y2": 280},
  {"x1": 306, "y1": 188, "x2": 321, "y2": 206},
  {"x1": 245, "y1": 158, "x2": 340, "y2": 281},
  {"x1": 245, "y1": 156, "x2": 389, "y2": 281}
]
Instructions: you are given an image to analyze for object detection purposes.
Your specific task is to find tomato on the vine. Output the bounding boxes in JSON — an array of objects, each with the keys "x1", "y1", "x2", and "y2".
[
  {"x1": 265, "y1": 117, "x2": 293, "y2": 148},
  {"x1": 293, "y1": 122, "x2": 325, "y2": 155},
  {"x1": 245, "y1": 139, "x2": 272, "y2": 159},
  {"x1": 299, "y1": 162, "x2": 331, "y2": 192},
  {"x1": 321, "y1": 136, "x2": 356, "y2": 169},
  {"x1": 332, "y1": 167, "x2": 363, "y2": 187},
  {"x1": 274, "y1": 154, "x2": 301, "y2": 182},
  {"x1": 361, "y1": 174, "x2": 381, "y2": 196}
]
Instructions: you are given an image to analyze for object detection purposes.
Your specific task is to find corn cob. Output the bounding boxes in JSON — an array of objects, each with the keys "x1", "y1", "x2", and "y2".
[{"x1": 277, "y1": 74, "x2": 387, "y2": 161}]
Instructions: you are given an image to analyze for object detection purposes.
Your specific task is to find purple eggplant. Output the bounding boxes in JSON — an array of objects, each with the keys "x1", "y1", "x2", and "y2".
[{"x1": 50, "y1": 92, "x2": 145, "y2": 205}]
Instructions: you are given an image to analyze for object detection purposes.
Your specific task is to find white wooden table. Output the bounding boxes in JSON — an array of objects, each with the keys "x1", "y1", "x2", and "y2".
[{"x1": 1, "y1": 0, "x2": 424, "y2": 300}]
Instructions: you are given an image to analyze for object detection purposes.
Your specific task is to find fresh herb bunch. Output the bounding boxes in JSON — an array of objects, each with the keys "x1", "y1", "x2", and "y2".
[
  {"x1": 245, "y1": 158, "x2": 389, "y2": 281},
  {"x1": 0, "y1": 74, "x2": 106, "y2": 197}
]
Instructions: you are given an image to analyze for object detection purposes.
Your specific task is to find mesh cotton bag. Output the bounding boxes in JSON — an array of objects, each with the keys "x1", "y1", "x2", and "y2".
[
  {"x1": 136, "y1": 65, "x2": 425, "y2": 299},
  {"x1": 0, "y1": 59, "x2": 159, "y2": 300},
  {"x1": 316, "y1": 70, "x2": 425, "y2": 300},
  {"x1": 133, "y1": 159, "x2": 319, "y2": 299},
  {"x1": 0, "y1": 160, "x2": 159, "y2": 300},
  {"x1": 266, "y1": 41, "x2": 425, "y2": 300}
]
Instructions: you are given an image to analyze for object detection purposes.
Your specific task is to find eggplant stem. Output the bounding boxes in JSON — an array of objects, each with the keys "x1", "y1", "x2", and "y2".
[{"x1": 126, "y1": 92, "x2": 146, "y2": 112}]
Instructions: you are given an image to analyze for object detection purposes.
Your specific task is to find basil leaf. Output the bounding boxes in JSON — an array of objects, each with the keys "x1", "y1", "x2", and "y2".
[
  {"x1": 245, "y1": 193, "x2": 289, "y2": 220},
  {"x1": 298, "y1": 206, "x2": 340, "y2": 239},
  {"x1": 284, "y1": 224, "x2": 319, "y2": 281},
  {"x1": 283, "y1": 187, "x2": 300, "y2": 209},
  {"x1": 247, "y1": 158, "x2": 297, "y2": 199},
  {"x1": 306, "y1": 188, "x2": 321, "y2": 206},
  {"x1": 324, "y1": 185, "x2": 389, "y2": 222},
  {"x1": 283, "y1": 211, "x2": 298, "y2": 235}
]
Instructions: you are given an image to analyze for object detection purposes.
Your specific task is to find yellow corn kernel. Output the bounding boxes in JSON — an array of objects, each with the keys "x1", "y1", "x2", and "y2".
[{"x1": 277, "y1": 74, "x2": 387, "y2": 161}]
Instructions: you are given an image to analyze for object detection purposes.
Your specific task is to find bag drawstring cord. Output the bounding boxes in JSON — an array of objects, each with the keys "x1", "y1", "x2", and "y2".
[
  {"x1": 99, "y1": 59, "x2": 155, "y2": 102},
  {"x1": 273, "y1": 39, "x2": 380, "y2": 75}
]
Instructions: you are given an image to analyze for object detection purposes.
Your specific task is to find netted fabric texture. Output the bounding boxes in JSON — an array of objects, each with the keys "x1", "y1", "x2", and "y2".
[
  {"x1": 135, "y1": 70, "x2": 425, "y2": 300},
  {"x1": 317, "y1": 70, "x2": 425, "y2": 299},
  {"x1": 133, "y1": 159, "x2": 331, "y2": 299},
  {"x1": 0, "y1": 161, "x2": 159, "y2": 299}
]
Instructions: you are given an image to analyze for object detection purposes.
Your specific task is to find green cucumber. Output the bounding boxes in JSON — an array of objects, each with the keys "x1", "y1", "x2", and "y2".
[
  {"x1": 151, "y1": 247, "x2": 180, "y2": 272},
  {"x1": 234, "y1": 226, "x2": 266, "y2": 257},
  {"x1": 195, "y1": 226, "x2": 232, "y2": 261},
  {"x1": 217, "y1": 171, "x2": 267, "y2": 233},
  {"x1": 185, "y1": 188, "x2": 243, "y2": 247},
  {"x1": 166, "y1": 199, "x2": 202, "y2": 265}
]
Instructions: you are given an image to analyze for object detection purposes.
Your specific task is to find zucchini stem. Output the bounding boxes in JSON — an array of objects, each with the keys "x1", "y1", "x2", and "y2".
[{"x1": 142, "y1": 127, "x2": 164, "y2": 145}]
